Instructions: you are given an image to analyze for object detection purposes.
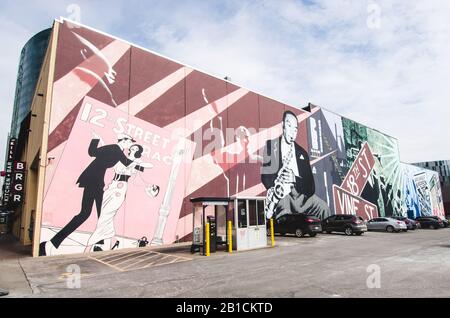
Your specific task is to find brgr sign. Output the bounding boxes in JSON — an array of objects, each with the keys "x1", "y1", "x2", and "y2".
[
  {"x1": 2, "y1": 137, "x2": 26, "y2": 207},
  {"x1": 11, "y1": 162, "x2": 25, "y2": 204}
]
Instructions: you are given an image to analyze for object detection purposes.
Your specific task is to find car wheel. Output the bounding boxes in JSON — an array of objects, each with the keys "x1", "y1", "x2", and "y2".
[
  {"x1": 433, "y1": 225, "x2": 439, "y2": 230},
  {"x1": 309, "y1": 232, "x2": 317, "y2": 237},
  {"x1": 386, "y1": 226, "x2": 394, "y2": 233},
  {"x1": 355, "y1": 232, "x2": 363, "y2": 236},
  {"x1": 344, "y1": 227, "x2": 353, "y2": 236},
  {"x1": 295, "y1": 229, "x2": 304, "y2": 238}
]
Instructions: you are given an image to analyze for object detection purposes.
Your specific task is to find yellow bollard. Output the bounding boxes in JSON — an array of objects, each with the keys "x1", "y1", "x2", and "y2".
[
  {"x1": 228, "y1": 220, "x2": 233, "y2": 253},
  {"x1": 205, "y1": 222, "x2": 210, "y2": 256},
  {"x1": 270, "y1": 218, "x2": 275, "y2": 247}
]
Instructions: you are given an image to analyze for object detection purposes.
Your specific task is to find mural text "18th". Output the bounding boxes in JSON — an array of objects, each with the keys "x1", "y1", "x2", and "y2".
[
  {"x1": 332, "y1": 143, "x2": 379, "y2": 219},
  {"x1": 342, "y1": 143, "x2": 375, "y2": 196}
]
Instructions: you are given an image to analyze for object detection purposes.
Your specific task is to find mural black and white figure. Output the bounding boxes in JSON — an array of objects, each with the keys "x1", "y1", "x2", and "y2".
[
  {"x1": 39, "y1": 133, "x2": 153, "y2": 256},
  {"x1": 261, "y1": 111, "x2": 331, "y2": 220},
  {"x1": 85, "y1": 142, "x2": 159, "y2": 252}
]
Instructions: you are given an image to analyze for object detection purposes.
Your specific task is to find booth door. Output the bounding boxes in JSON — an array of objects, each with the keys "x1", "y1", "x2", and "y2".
[
  {"x1": 235, "y1": 199, "x2": 267, "y2": 250},
  {"x1": 247, "y1": 200, "x2": 267, "y2": 249},
  {"x1": 236, "y1": 200, "x2": 249, "y2": 250}
]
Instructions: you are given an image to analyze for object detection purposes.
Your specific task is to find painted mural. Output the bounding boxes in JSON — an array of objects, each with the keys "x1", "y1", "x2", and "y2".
[
  {"x1": 300, "y1": 107, "x2": 403, "y2": 221},
  {"x1": 264, "y1": 107, "x2": 443, "y2": 223},
  {"x1": 400, "y1": 163, "x2": 445, "y2": 219},
  {"x1": 261, "y1": 110, "x2": 330, "y2": 221},
  {"x1": 37, "y1": 19, "x2": 446, "y2": 256}
]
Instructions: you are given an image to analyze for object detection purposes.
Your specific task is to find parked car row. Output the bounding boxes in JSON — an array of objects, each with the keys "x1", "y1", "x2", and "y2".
[
  {"x1": 270, "y1": 214, "x2": 322, "y2": 238},
  {"x1": 415, "y1": 216, "x2": 446, "y2": 229},
  {"x1": 391, "y1": 216, "x2": 420, "y2": 230},
  {"x1": 366, "y1": 217, "x2": 407, "y2": 233},
  {"x1": 269, "y1": 213, "x2": 449, "y2": 237},
  {"x1": 322, "y1": 215, "x2": 367, "y2": 236}
]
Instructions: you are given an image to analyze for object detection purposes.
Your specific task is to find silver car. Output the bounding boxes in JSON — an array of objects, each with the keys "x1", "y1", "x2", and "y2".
[{"x1": 367, "y1": 217, "x2": 407, "y2": 233}]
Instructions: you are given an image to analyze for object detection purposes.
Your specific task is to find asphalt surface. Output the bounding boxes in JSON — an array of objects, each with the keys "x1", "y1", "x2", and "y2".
[{"x1": 1, "y1": 228, "x2": 450, "y2": 298}]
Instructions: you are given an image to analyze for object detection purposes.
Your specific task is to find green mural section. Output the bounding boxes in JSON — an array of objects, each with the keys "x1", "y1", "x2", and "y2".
[{"x1": 342, "y1": 118, "x2": 402, "y2": 217}]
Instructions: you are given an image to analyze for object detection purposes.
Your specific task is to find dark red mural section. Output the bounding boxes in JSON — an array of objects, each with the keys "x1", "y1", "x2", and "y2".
[
  {"x1": 54, "y1": 23, "x2": 115, "y2": 82},
  {"x1": 132, "y1": 47, "x2": 185, "y2": 127},
  {"x1": 45, "y1": 20, "x2": 321, "y2": 251}
]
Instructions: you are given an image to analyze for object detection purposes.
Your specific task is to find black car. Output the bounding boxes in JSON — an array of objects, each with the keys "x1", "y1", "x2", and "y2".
[
  {"x1": 415, "y1": 216, "x2": 443, "y2": 229},
  {"x1": 425, "y1": 216, "x2": 449, "y2": 228},
  {"x1": 270, "y1": 214, "x2": 322, "y2": 237},
  {"x1": 322, "y1": 214, "x2": 367, "y2": 236},
  {"x1": 391, "y1": 216, "x2": 420, "y2": 230}
]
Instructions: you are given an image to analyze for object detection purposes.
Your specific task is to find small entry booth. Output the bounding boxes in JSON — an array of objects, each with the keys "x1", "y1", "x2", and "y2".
[
  {"x1": 231, "y1": 196, "x2": 267, "y2": 251},
  {"x1": 190, "y1": 196, "x2": 268, "y2": 254}
]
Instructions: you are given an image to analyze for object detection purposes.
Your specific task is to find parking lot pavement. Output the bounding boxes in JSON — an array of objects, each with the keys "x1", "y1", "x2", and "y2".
[{"x1": 2, "y1": 228, "x2": 450, "y2": 298}]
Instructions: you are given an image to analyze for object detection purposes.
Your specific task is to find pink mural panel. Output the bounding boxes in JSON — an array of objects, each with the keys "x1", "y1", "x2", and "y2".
[{"x1": 41, "y1": 96, "x2": 195, "y2": 255}]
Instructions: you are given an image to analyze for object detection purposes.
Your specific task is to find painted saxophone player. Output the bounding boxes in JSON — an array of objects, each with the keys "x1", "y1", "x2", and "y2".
[{"x1": 261, "y1": 111, "x2": 331, "y2": 220}]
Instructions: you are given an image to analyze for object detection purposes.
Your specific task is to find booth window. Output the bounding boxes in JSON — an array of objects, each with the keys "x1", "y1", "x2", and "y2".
[
  {"x1": 257, "y1": 201, "x2": 265, "y2": 226},
  {"x1": 249, "y1": 200, "x2": 257, "y2": 226},
  {"x1": 237, "y1": 200, "x2": 247, "y2": 228}
]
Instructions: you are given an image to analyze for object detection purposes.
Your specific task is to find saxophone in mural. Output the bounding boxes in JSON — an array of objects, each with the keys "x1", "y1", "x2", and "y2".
[
  {"x1": 151, "y1": 139, "x2": 187, "y2": 245},
  {"x1": 264, "y1": 146, "x2": 294, "y2": 219}
]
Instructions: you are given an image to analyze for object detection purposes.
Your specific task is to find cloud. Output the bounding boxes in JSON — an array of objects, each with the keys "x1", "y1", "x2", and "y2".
[{"x1": 133, "y1": 0, "x2": 450, "y2": 163}]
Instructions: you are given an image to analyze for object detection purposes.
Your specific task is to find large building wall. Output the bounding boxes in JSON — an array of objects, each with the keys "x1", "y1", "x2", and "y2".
[{"x1": 35, "y1": 19, "x2": 445, "y2": 256}]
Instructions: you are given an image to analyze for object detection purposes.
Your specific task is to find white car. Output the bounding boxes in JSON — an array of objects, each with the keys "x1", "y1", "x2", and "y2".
[{"x1": 367, "y1": 217, "x2": 407, "y2": 233}]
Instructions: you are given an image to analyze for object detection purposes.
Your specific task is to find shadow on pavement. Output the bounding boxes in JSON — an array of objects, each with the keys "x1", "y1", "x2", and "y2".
[{"x1": 0, "y1": 234, "x2": 31, "y2": 261}]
